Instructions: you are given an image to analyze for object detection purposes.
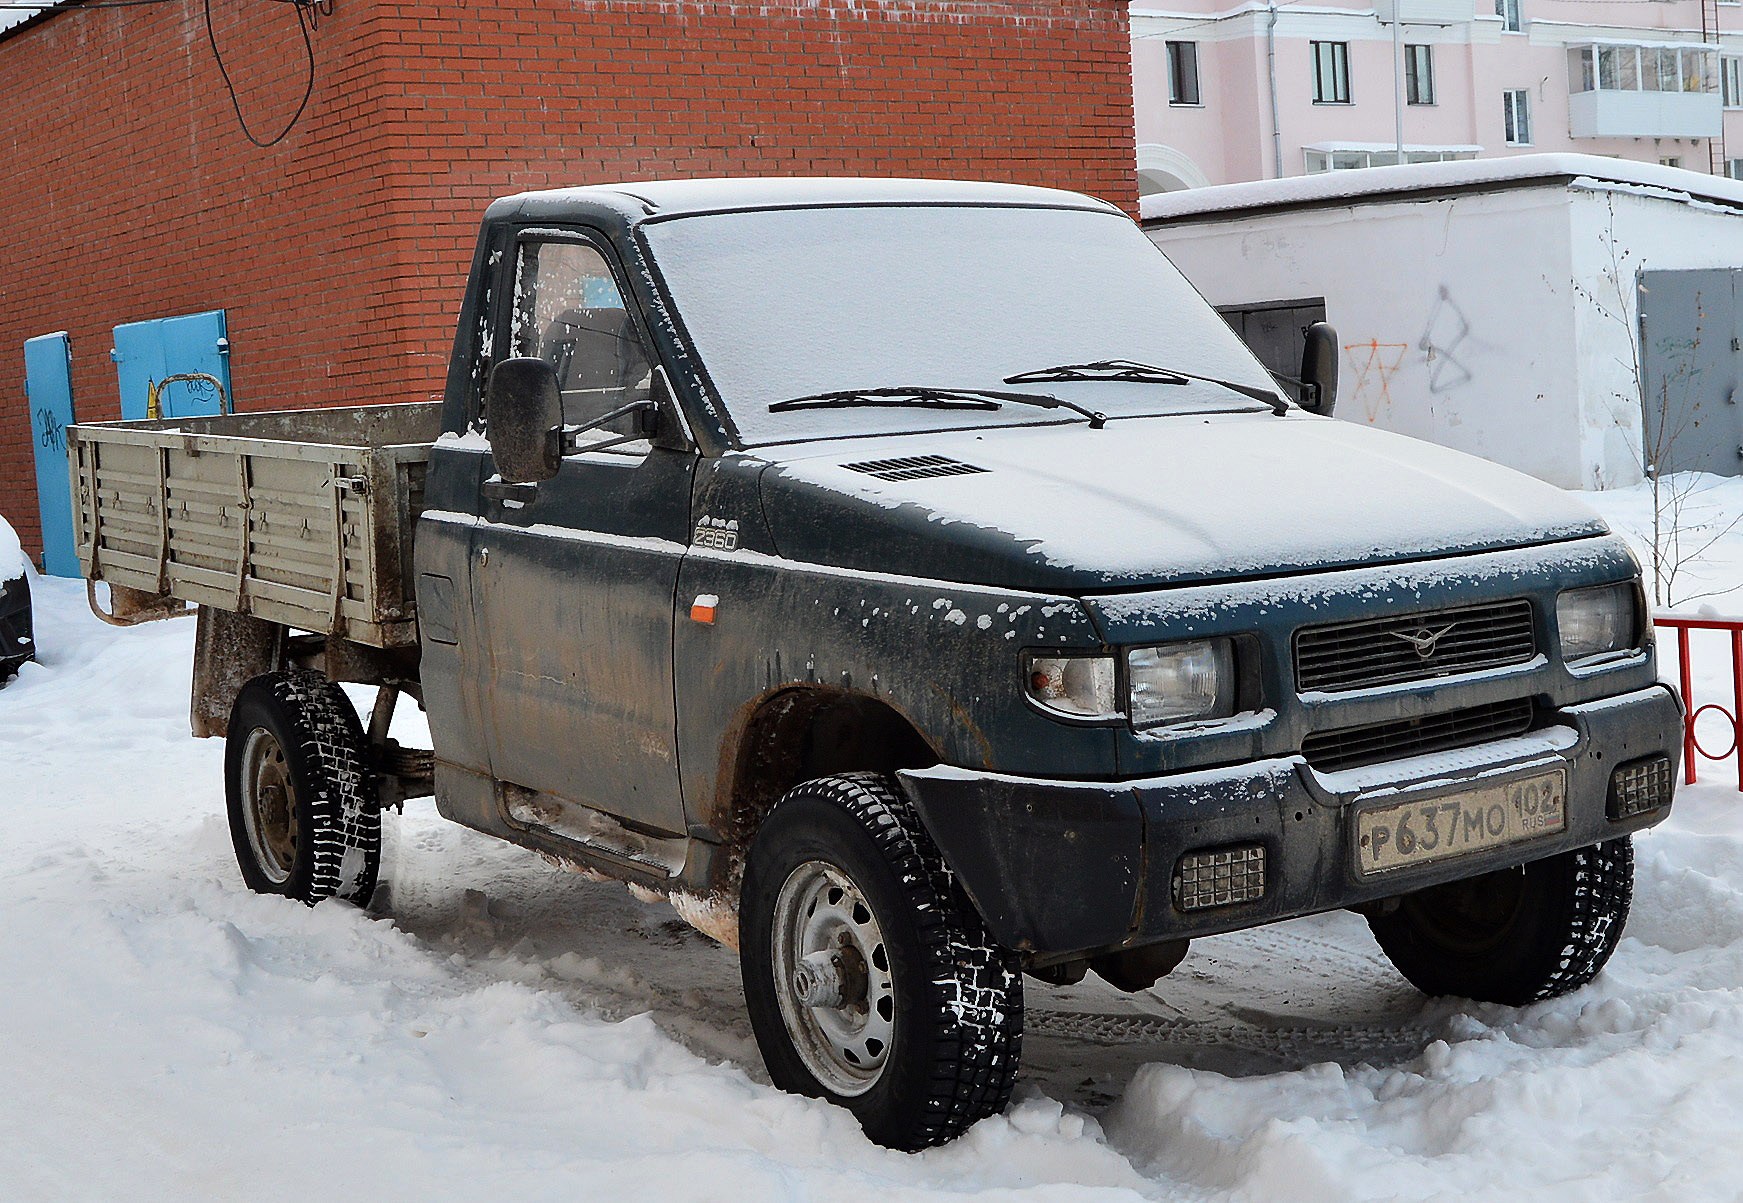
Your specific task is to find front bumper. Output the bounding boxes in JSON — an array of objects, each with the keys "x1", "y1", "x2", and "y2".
[{"x1": 898, "y1": 684, "x2": 1683, "y2": 958}]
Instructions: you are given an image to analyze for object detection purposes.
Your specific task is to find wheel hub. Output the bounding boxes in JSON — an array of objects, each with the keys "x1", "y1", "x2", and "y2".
[{"x1": 793, "y1": 946, "x2": 869, "y2": 1010}]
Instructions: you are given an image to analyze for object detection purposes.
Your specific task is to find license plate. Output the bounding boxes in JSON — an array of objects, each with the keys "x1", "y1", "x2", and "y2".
[{"x1": 1355, "y1": 769, "x2": 1566, "y2": 876}]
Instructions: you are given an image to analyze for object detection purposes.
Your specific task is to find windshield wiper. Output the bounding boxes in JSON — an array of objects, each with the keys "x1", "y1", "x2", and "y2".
[
  {"x1": 769, "y1": 385, "x2": 1107, "y2": 429},
  {"x1": 1004, "y1": 359, "x2": 1290, "y2": 417}
]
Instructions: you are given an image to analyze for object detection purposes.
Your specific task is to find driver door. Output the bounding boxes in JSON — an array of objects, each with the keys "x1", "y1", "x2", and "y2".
[{"x1": 473, "y1": 230, "x2": 696, "y2": 843}]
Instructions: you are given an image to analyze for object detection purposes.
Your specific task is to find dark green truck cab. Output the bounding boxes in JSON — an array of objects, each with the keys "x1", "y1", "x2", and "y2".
[{"x1": 86, "y1": 179, "x2": 1682, "y2": 1150}]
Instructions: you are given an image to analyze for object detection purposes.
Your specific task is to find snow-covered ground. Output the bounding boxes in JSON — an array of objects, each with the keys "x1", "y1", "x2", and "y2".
[{"x1": 2, "y1": 477, "x2": 1740, "y2": 1202}]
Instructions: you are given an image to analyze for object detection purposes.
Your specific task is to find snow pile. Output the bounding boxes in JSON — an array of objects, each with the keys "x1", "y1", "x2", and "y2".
[
  {"x1": 1580, "y1": 472, "x2": 1743, "y2": 613},
  {"x1": 0, "y1": 513, "x2": 25, "y2": 583},
  {"x1": 0, "y1": 477, "x2": 1740, "y2": 1199}
]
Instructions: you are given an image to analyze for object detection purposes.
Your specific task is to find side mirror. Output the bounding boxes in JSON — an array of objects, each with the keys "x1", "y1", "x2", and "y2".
[
  {"x1": 1299, "y1": 322, "x2": 1340, "y2": 417},
  {"x1": 485, "y1": 357, "x2": 561, "y2": 483}
]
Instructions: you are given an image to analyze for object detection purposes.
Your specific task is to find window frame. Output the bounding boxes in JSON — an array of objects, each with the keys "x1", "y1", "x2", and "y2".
[
  {"x1": 1405, "y1": 44, "x2": 1436, "y2": 105},
  {"x1": 492, "y1": 227, "x2": 659, "y2": 447},
  {"x1": 1166, "y1": 40, "x2": 1202, "y2": 106},
  {"x1": 1724, "y1": 56, "x2": 1743, "y2": 108},
  {"x1": 1496, "y1": 0, "x2": 1522, "y2": 34},
  {"x1": 1312, "y1": 40, "x2": 1352, "y2": 104},
  {"x1": 1503, "y1": 88, "x2": 1533, "y2": 146}
]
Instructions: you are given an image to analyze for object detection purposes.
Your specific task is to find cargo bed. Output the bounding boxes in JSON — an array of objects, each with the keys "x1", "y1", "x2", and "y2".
[{"x1": 69, "y1": 403, "x2": 441, "y2": 648}]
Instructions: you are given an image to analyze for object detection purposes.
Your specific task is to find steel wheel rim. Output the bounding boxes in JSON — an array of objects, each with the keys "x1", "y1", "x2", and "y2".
[
  {"x1": 771, "y1": 859, "x2": 896, "y2": 1097},
  {"x1": 241, "y1": 726, "x2": 297, "y2": 885}
]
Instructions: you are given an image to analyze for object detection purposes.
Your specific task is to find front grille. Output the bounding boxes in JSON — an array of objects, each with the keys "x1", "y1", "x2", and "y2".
[
  {"x1": 1294, "y1": 599, "x2": 1536, "y2": 694},
  {"x1": 1301, "y1": 698, "x2": 1535, "y2": 772},
  {"x1": 841, "y1": 455, "x2": 987, "y2": 482}
]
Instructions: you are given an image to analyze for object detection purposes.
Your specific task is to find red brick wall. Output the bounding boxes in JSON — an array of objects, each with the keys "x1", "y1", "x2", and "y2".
[{"x1": 0, "y1": 0, "x2": 1134, "y2": 562}]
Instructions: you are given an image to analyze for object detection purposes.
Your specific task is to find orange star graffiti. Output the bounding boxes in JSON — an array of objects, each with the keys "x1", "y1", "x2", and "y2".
[{"x1": 1343, "y1": 340, "x2": 1409, "y2": 423}]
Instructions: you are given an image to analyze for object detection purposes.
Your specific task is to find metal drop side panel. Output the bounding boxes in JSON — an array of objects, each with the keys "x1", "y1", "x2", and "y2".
[{"x1": 70, "y1": 402, "x2": 440, "y2": 647}]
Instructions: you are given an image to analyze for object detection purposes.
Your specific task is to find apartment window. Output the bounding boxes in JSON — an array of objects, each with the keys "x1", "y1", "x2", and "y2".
[
  {"x1": 1724, "y1": 56, "x2": 1742, "y2": 107},
  {"x1": 1312, "y1": 41, "x2": 1351, "y2": 103},
  {"x1": 1405, "y1": 44, "x2": 1436, "y2": 105},
  {"x1": 1727, "y1": 159, "x2": 1743, "y2": 180},
  {"x1": 1167, "y1": 41, "x2": 1201, "y2": 105},
  {"x1": 1660, "y1": 156, "x2": 1682, "y2": 168},
  {"x1": 1496, "y1": 0, "x2": 1522, "y2": 32},
  {"x1": 1503, "y1": 88, "x2": 1532, "y2": 144}
]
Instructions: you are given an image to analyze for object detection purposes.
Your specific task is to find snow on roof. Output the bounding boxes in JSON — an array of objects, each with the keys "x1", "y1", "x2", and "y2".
[
  {"x1": 1140, "y1": 153, "x2": 1743, "y2": 224},
  {"x1": 510, "y1": 177, "x2": 1119, "y2": 218}
]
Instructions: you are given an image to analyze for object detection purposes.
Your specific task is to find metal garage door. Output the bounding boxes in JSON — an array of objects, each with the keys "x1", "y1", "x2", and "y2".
[{"x1": 1639, "y1": 269, "x2": 1743, "y2": 477}]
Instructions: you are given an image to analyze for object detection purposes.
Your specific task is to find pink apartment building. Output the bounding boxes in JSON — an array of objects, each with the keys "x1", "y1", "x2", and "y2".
[{"x1": 1132, "y1": 0, "x2": 1743, "y2": 190}]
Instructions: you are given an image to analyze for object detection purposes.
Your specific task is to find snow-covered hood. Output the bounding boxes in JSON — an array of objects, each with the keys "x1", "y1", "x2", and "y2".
[{"x1": 756, "y1": 414, "x2": 1608, "y2": 593}]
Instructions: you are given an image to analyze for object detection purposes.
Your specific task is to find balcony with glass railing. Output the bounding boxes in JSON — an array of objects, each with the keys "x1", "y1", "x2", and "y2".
[{"x1": 1567, "y1": 43, "x2": 1723, "y2": 139}]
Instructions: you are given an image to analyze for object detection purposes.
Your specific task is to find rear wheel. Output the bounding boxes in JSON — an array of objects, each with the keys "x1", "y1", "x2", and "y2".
[
  {"x1": 740, "y1": 773, "x2": 1023, "y2": 1150},
  {"x1": 1368, "y1": 837, "x2": 1633, "y2": 1005},
  {"x1": 224, "y1": 670, "x2": 380, "y2": 906}
]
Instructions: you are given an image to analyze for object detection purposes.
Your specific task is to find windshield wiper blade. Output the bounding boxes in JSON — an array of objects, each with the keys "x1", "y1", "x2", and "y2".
[
  {"x1": 769, "y1": 385, "x2": 1107, "y2": 429},
  {"x1": 1005, "y1": 359, "x2": 1189, "y2": 385},
  {"x1": 1004, "y1": 359, "x2": 1290, "y2": 417}
]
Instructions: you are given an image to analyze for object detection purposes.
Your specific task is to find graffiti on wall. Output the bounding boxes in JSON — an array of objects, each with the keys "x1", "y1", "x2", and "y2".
[
  {"x1": 1419, "y1": 285, "x2": 1474, "y2": 394},
  {"x1": 1343, "y1": 339, "x2": 1409, "y2": 422},
  {"x1": 35, "y1": 406, "x2": 66, "y2": 454}
]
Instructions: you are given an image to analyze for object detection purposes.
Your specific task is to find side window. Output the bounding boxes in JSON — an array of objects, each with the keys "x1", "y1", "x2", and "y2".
[{"x1": 509, "y1": 238, "x2": 654, "y2": 444}]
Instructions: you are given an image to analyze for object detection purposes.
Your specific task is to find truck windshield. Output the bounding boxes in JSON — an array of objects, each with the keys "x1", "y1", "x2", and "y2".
[{"x1": 639, "y1": 203, "x2": 1284, "y2": 446}]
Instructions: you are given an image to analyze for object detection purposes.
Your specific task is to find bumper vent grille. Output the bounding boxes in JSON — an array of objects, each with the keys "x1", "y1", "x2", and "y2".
[
  {"x1": 1301, "y1": 698, "x2": 1536, "y2": 773},
  {"x1": 841, "y1": 455, "x2": 987, "y2": 482},
  {"x1": 1294, "y1": 599, "x2": 1536, "y2": 693}
]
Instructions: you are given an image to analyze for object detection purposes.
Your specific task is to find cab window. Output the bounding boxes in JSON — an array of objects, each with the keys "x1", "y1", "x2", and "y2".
[{"x1": 508, "y1": 237, "x2": 653, "y2": 445}]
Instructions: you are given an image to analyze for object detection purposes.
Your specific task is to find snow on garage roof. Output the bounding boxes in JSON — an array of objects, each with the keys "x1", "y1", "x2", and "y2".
[{"x1": 1140, "y1": 153, "x2": 1743, "y2": 225}]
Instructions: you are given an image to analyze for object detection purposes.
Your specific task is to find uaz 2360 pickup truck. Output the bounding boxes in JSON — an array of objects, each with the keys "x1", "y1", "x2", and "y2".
[{"x1": 69, "y1": 178, "x2": 1682, "y2": 1150}]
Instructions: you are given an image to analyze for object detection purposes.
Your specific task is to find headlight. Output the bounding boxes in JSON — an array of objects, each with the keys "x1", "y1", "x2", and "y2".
[
  {"x1": 1128, "y1": 639, "x2": 1236, "y2": 728},
  {"x1": 1025, "y1": 653, "x2": 1120, "y2": 720},
  {"x1": 1557, "y1": 583, "x2": 1639, "y2": 663}
]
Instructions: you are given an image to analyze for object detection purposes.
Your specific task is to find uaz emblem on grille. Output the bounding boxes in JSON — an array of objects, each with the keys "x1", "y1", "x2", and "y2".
[{"x1": 1391, "y1": 623, "x2": 1456, "y2": 659}]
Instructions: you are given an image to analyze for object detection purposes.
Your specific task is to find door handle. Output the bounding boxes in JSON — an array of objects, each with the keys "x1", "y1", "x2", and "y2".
[{"x1": 481, "y1": 479, "x2": 539, "y2": 505}]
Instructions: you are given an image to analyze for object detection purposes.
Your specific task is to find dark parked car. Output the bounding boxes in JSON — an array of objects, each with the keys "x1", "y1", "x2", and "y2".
[{"x1": 0, "y1": 519, "x2": 33, "y2": 682}]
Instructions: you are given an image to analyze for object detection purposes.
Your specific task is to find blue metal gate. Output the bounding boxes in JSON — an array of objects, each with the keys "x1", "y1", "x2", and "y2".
[
  {"x1": 22, "y1": 332, "x2": 79, "y2": 577},
  {"x1": 111, "y1": 310, "x2": 231, "y2": 421}
]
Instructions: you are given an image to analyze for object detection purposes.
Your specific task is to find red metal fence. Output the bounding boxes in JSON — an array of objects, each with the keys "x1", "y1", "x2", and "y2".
[{"x1": 1655, "y1": 614, "x2": 1743, "y2": 792}]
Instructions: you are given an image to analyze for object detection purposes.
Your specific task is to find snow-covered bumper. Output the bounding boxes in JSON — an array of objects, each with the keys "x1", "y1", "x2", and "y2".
[
  {"x1": 0, "y1": 573, "x2": 32, "y2": 679},
  {"x1": 898, "y1": 684, "x2": 1682, "y2": 958}
]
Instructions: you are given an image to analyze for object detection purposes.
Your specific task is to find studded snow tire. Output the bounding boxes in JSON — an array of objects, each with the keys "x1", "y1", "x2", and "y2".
[
  {"x1": 1368, "y1": 836, "x2": 1633, "y2": 1006},
  {"x1": 225, "y1": 669, "x2": 381, "y2": 907},
  {"x1": 740, "y1": 772, "x2": 1024, "y2": 1150}
]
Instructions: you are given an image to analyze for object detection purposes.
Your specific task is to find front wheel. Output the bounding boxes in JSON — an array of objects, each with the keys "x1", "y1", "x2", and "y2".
[
  {"x1": 224, "y1": 670, "x2": 381, "y2": 906},
  {"x1": 739, "y1": 773, "x2": 1023, "y2": 1150},
  {"x1": 1368, "y1": 837, "x2": 1633, "y2": 1005}
]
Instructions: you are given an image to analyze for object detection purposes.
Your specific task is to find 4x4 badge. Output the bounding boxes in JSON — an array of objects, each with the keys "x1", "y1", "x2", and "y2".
[{"x1": 1391, "y1": 623, "x2": 1456, "y2": 659}]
